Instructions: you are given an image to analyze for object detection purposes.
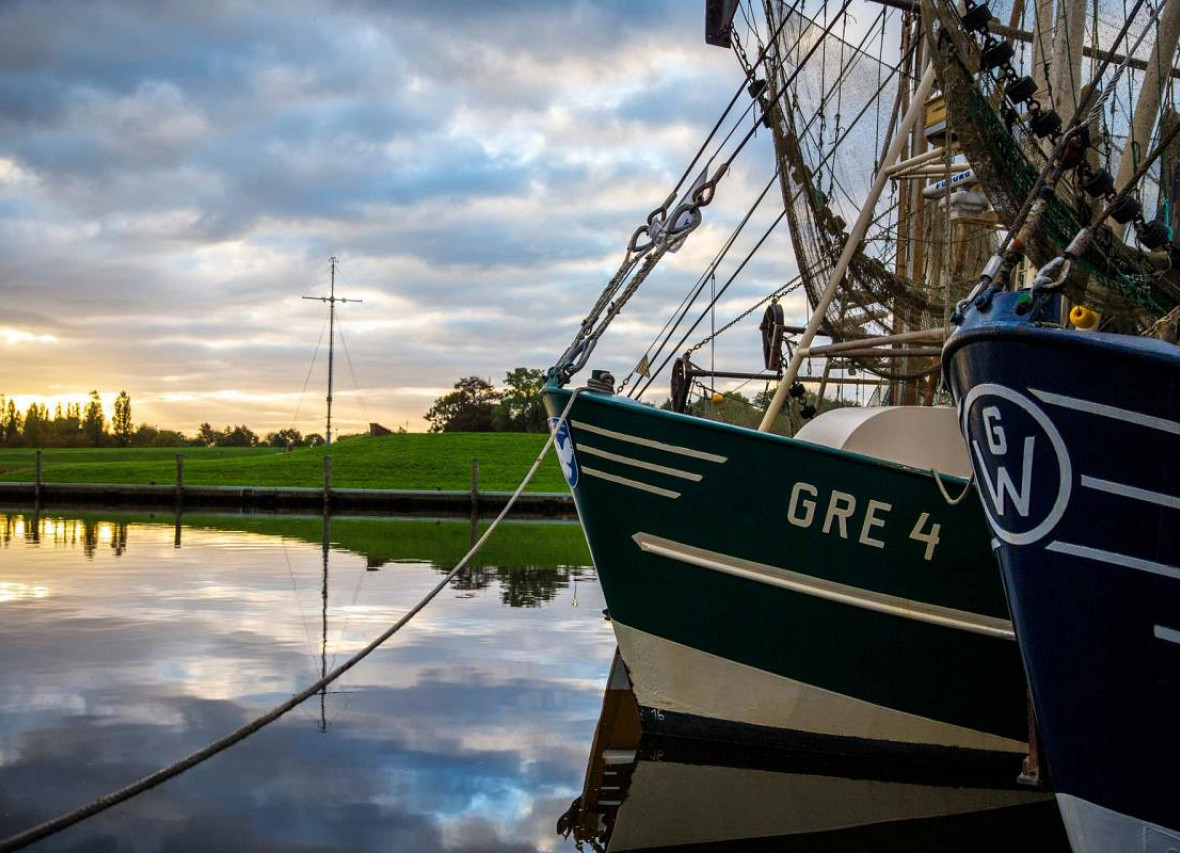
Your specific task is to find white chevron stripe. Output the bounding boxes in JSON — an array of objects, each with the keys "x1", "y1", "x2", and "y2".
[
  {"x1": 1081, "y1": 475, "x2": 1180, "y2": 511},
  {"x1": 581, "y1": 467, "x2": 681, "y2": 499},
  {"x1": 1153, "y1": 624, "x2": 1180, "y2": 645},
  {"x1": 570, "y1": 420, "x2": 727, "y2": 463},
  {"x1": 578, "y1": 444, "x2": 702, "y2": 481},
  {"x1": 1031, "y1": 389, "x2": 1180, "y2": 435},
  {"x1": 1046, "y1": 541, "x2": 1180, "y2": 582}
]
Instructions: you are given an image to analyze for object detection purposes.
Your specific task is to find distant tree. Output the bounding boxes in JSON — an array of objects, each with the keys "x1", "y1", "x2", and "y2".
[
  {"x1": 2, "y1": 399, "x2": 23, "y2": 446},
  {"x1": 219, "y1": 424, "x2": 258, "y2": 447},
  {"x1": 51, "y1": 403, "x2": 82, "y2": 446},
  {"x1": 154, "y1": 428, "x2": 189, "y2": 446},
  {"x1": 265, "y1": 427, "x2": 303, "y2": 448},
  {"x1": 82, "y1": 391, "x2": 106, "y2": 447},
  {"x1": 304, "y1": 433, "x2": 324, "y2": 446},
  {"x1": 112, "y1": 391, "x2": 133, "y2": 446},
  {"x1": 424, "y1": 376, "x2": 500, "y2": 433},
  {"x1": 195, "y1": 422, "x2": 219, "y2": 447},
  {"x1": 493, "y1": 367, "x2": 547, "y2": 432},
  {"x1": 132, "y1": 424, "x2": 188, "y2": 447},
  {"x1": 22, "y1": 403, "x2": 49, "y2": 447}
]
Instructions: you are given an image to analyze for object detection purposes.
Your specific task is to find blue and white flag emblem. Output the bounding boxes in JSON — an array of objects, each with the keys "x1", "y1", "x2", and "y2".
[{"x1": 549, "y1": 417, "x2": 579, "y2": 488}]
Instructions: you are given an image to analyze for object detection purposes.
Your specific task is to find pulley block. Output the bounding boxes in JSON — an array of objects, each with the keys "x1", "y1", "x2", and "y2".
[
  {"x1": 1029, "y1": 109, "x2": 1062, "y2": 139},
  {"x1": 980, "y1": 41, "x2": 1014, "y2": 72},
  {"x1": 1107, "y1": 195, "x2": 1142, "y2": 225},
  {"x1": 670, "y1": 354, "x2": 692, "y2": 413},
  {"x1": 961, "y1": 4, "x2": 993, "y2": 33},
  {"x1": 760, "y1": 303, "x2": 786, "y2": 371},
  {"x1": 1136, "y1": 218, "x2": 1170, "y2": 250},
  {"x1": 1081, "y1": 168, "x2": 1115, "y2": 198},
  {"x1": 1004, "y1": 75, "x2": 1037, "y2": 105}
]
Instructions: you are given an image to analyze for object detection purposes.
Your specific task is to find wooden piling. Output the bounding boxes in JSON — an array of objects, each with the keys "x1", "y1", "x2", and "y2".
[
  {"x1": 470, "y1": 458, "x2": 480, "y2": 545},
  {"x1": 34, "y1": 450, "x2": 42, "y2": 511},
  {"x1": 175, "y1": 453, "x2": 185, "y2": 510},
  {"x1": 323, "y1": 455, "x2": 333, "y2": 515}
]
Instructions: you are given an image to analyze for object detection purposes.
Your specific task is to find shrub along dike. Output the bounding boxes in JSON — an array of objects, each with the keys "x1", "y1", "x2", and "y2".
[{"x1": 0, "y1": 434, "x2": 574, "y2": 516}]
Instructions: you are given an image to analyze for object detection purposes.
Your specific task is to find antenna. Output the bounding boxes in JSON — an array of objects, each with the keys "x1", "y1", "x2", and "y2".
[{"x1": 303, "y1": 257, "x2": 361, "y2": 445}]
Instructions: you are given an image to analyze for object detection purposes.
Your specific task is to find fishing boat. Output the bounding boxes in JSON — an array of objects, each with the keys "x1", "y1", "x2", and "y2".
[
  {"x1": 939, "y1": 0, "x2": 1180, "y2": 847},
  {"x1": 558, "y1": 652, "x2": 1069, "y2": 851},
  {"x1": 543, "y1": 2, "x2": 1032, "y2": 760}
]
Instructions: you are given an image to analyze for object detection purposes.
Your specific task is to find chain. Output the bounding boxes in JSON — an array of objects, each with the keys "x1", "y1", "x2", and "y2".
[{"x1": 688, "y1": 278, "x2": 804, "y2": 355}]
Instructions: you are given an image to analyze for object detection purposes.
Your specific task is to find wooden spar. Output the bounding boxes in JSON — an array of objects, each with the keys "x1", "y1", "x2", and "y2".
[
  {"x1": 886, "y1": 145, "x2": 955, "y2": 175},
  {"x1": 800, "y1": 328, "x2": 944, "y2": 356},
  {"x1": 891, "y1": 165, "x2": 973, "y2": 178},
  {"x1": 1113, "y1": 0, "x2": 1180, "y2": 237},
  {"x1": 804, "y1": 346, "x2": 943, "y2": 357},
  {"x1": 1050, "y1": 0, "x2": 1087, "y2": 127},
  {"x1": 758, "y1": 64, "x2": 937, "y2": 431}
]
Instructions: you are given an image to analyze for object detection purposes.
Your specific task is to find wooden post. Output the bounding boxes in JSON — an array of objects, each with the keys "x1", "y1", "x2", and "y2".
[
  {"x1": 34, "y1": 449, "x2": 42, "y2": 511},
  {"x1": 175, "y1": 453, "x2": 184, "y2": 508},
  {"x1": 323, "y1": 455, "x2": 332, "y2": 515},
  {"x1": 470, "y1": 458, "x2": 480, "y2": 515}
]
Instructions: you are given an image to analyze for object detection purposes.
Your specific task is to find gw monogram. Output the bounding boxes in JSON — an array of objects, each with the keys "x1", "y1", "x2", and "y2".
[{"x1": 961, "y1": 383, "x2": 1073, "y2": 547}]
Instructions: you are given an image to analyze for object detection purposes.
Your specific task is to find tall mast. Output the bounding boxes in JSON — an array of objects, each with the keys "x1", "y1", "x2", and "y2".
[{"x1": 303, "y1": 257, "x2": 361, "y2": 445}]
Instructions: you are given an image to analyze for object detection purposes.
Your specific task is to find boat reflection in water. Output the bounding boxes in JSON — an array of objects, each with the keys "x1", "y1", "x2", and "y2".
[{"x1": 560, "y1": 652, "x2": 1070, "y2": 852}]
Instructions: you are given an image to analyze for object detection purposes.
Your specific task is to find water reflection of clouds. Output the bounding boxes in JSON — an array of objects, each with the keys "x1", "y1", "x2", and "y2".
[{"x1": 0, "y1": 515, "x2": 611, "y2": 851}]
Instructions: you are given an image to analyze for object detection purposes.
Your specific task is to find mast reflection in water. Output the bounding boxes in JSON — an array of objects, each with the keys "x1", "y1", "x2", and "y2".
[
  {"x1": 0, "y1": 511, "x2": 610, "y2": 851},
  {"x1": 561, "y1": 652, "x2": 1072, "y2": 852}
]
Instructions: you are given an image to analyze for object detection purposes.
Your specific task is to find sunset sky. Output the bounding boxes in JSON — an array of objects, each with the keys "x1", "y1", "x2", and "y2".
[{"x1": 0, "y1": 0, "x2": 803, "y2": 435}]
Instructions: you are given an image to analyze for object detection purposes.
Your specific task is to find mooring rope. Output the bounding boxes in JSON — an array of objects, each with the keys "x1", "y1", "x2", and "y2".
[{"x1": 0, "y1": 391, "x2": 581, "y2": 853}]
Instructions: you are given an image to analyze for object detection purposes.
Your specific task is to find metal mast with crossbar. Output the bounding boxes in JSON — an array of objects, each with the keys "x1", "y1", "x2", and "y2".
[{"x1": 303, "y1": 257, "x2": 361, "y2": 445}]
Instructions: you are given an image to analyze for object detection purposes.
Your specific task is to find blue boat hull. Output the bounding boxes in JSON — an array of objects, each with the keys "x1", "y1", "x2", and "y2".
[{"x1": 944, "y1": 293, "x2": 1180, "y2": 850}]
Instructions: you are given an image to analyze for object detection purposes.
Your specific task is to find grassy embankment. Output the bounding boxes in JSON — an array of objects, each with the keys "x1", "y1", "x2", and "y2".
[{"x1": 0, "y1": 433, "x2": 568, "y2": 492}]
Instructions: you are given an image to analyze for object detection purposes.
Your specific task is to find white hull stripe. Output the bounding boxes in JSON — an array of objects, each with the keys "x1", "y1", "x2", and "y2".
[
  {"x1": 1031, "y1": 389, "x2": 1180, "y2": 436},
  {"x1": 578, "y1": 444, "x2": 703, "y2": 482},
  {"x1": 582, "y1": 467, "x2": 681, "y2": 499},
  {"x1": 570, "y1": 420, "x2": 728, "y2": 463},
  {"x1": 1081, "y1": 475, "x2": 1180, "y2": 511},
  {"x1": 632, "y1": 532, "x2": 1015, "y2": 640},
  {"x1": 1154, "y1": 624, "x2": 1180, "y2": 645},
  {"x1": 1047, "y1": 541, "x2": 1180, "y2": 582}
]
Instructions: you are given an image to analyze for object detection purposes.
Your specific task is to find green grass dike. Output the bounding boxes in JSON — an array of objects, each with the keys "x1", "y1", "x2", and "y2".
[{"x1": 0, "y1": 433, "x2": 570, "y2": 492}]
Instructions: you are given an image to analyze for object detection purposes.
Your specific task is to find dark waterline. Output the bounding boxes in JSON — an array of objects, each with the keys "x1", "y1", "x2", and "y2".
[{"x1": 0, "y1": 511, "x2": 611, "y2": 852}]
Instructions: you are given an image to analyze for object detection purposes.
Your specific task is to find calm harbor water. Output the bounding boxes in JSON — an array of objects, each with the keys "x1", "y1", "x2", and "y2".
[
  {"x1": 0, "y1": 511, "x2": 611, "y2": 852},
  {"x1": 0, "y1": 511, "x2": 1071, "y2": 851}
]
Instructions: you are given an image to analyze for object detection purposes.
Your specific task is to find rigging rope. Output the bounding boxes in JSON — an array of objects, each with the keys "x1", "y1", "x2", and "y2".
[
  {"x1": 0, "y1": 391, "x2": 581, "y2": 853},
  {"x1": 621, "y1": 170, "x2": 782, "y2": 395},
  {"x1": 291, "y1": 317, "x2": 328, "y2": 432}
]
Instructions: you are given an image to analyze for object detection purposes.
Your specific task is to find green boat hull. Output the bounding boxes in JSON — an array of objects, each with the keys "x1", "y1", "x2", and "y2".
[{"x1": 543, "y1": 385, "x2": 1027, "y2": 757}]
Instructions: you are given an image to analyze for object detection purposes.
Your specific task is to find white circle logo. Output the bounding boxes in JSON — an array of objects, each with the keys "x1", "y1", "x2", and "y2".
[{"x1": 960, "y1": 384, "x2": 1072, "y2": 546}]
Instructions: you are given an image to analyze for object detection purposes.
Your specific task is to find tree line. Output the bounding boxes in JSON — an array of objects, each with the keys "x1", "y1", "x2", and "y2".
[
  {"x1": 424, "y1": 368, "x2": 547, "y2": 433},
  {"x1": 0, "y1": 391, "x2": 324, "y2": 449}
]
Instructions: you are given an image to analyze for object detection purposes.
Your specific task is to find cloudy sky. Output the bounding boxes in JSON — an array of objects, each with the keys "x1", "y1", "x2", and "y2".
[{"x1": 0, "y1": 0, "x2": 805, "y2": 435}]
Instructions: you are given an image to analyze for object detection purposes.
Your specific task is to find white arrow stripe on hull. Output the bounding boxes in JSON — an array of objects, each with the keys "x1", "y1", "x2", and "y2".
[
  {"x1": 1046, "y1": 541, "x2": 1180, "y2": 582},
  {"x1": 1080, "y1": 475, "x2": 1180, "y2": 511},
  {"x1": 578, "y1": 444, "x2": 703, "y2": 481},
  {"x1": 570, "y1": 420, "x2": 728, "y2": 463},
  {"x1": 1031, "y1": 389, "x2": 1180, "y2": 435},
  {"x1": 632, "y1": 532, "x2": 1015, "y2": 640}
]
